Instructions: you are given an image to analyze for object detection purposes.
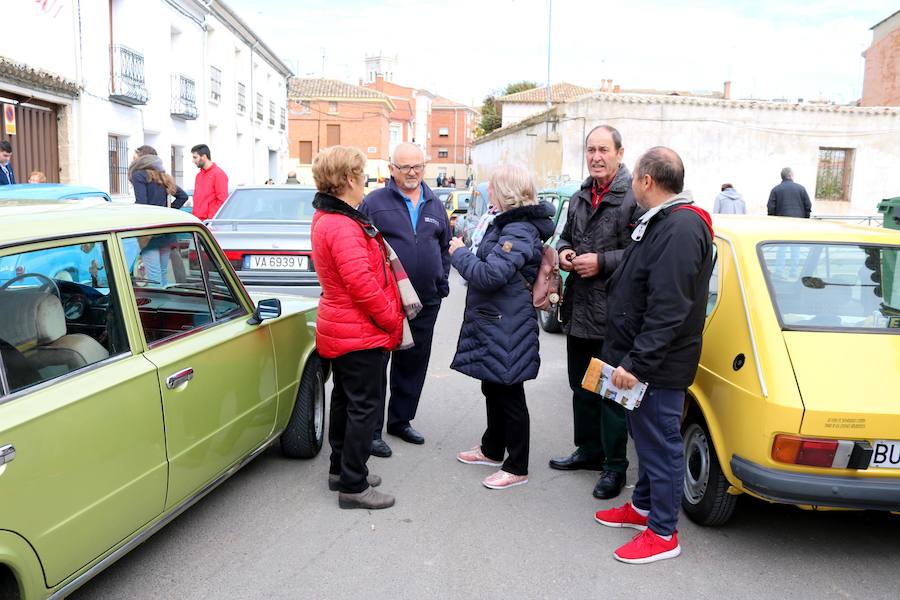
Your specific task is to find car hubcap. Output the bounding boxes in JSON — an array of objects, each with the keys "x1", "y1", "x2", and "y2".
[
  {"x1": 313, "y1": 369, "x2": 325, "y2": 441},
  {"x1": 684, "y1": 424, "x2": 710, "y2": 505}
]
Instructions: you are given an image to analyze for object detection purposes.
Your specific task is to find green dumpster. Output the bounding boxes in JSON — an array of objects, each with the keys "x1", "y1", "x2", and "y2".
[{"x1": 877, "y1": 196, "x2": 900, "y2": 230}]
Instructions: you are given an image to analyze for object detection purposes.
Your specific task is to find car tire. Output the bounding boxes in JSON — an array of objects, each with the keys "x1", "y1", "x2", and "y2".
[
  {"x1": 280, "y1": 354, "x2": 325, "y2": 459},
  {"x1": 681, "y1": 416, "x2": 738, "y2": 526},
  {"x1": 537, "y1": 307, "x2": 561, "y2": 333}
]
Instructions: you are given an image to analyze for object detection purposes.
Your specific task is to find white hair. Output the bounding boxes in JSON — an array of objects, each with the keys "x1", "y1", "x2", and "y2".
[
  {"x1": 390, "y1": 143, "x2": 425, "y2": 164},
  {"x1": 489, "y1": 164, "x2": 537, "y2": 211}
]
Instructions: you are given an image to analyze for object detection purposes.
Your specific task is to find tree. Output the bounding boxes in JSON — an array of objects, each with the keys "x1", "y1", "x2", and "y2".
[{"x1": 476, "y1": 81, "x2": 539, "y2": 137}]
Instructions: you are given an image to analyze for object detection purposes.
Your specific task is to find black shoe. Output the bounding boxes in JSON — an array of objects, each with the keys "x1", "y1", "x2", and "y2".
[
  {"x1": 592, "y1": 471, "x2": 626, "y2": 499},
  {"x1": 549, "y1": 449, "x2": 604, "y2": 471},
  {"x1": 388, "y1": 425, "x2": 425, "y2": 445},
  {"x1": 370, "y1": 438, "x2": 392, "y2": 458}
]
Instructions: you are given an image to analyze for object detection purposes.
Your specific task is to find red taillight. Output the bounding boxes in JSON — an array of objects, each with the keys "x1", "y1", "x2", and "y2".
[
  {"x1": 223, "y1": 251, "x2": 244, "y2": 261},
  {"x1": 772, "y1": 434, "x2": 839, "y2": 467}
]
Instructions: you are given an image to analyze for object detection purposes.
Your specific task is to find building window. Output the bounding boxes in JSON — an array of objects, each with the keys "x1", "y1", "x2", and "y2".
[
  {"x1": 329, "y1": 101, "x2": 338, "y2": 114},
  {"x1": 108, "y1": 134, "x2": 129, "y2": 195},
  {"x1": 209, "y1": 66, "x2": 221, "y2": 103},
  {"x1": 438, "y1": 127, "x2": 449, "y2": 137},
  {"x1": 236, "y1": 82, "x2": 246, "y2": 114},
  {"x1": 269, "y1": 101, "x2": 275, "y2": 126},
  {"x1": 298, "y1": 141, "x2": 313, "y2": 164},
  {"x1": 815, "y1": 147, "x2": 854, "y2": 202},
  {"x1": 170, "y1": 73, "x2": 198, "y2": 120},
  {"x1": 255, "y1": 93, "x2": 264, "y2": 121},
  {"x1": 438, "y1": 148, "x2": 449, "y2": 158},
  {"x1": 109, "y1": 45, "x2": 149, "y2": 105},
  {"x1": 280, "y1": 107, "x2": 286, "y2": 130},
  {"x1": 326, "y1": 124, "x2": 340, "y2": 147}
]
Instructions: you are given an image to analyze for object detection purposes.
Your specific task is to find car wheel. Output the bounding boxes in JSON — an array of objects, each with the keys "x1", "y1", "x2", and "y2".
[
  {"x1": 681, "y1": 417, "x2": 738, "y2": 526},
  {"x1": 537, "y1": 307, "x2": 561, "y2": 333},
  {"x1": 280, "y1": 354, "x2": 325, "y2": 459}
]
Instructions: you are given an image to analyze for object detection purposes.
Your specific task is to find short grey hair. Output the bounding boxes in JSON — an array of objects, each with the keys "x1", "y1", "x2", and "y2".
[
  {"x1": 780, "y1": 167, "x2": 793, "y2": 181},
  {"x1": 585, "y1": 124, "x2": 623, "y2": 151},
  {"x1": 636, "y1": 147, "x2": 684, "y2": 194},
  {"x1": 489, "y1": 164, "x2": 537, "y2": 212}
]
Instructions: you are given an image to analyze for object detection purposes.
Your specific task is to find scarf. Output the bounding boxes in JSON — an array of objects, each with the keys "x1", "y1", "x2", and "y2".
[
  {"x1": 382, "y1": 239, "x2": 422, "y2": 350},
  {"x1": 127, "y1": 155, "x2": 164, "y2": 184}
]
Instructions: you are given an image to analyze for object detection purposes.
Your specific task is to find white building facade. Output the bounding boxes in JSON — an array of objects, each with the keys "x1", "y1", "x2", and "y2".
[
  {"x1": 0, "y1": 0, "x2": 291, "y2": 197},
  {"x1": 473, "y1": 93, "x2": 900, "y2": 215}
]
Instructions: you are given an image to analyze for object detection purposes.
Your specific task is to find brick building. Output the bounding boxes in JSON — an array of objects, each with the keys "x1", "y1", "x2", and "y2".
[
  {"x1": 427, "y1": 96, "x2": 478, "y2": 184},
  {"x1": 364, "y1": 74, "x2": 433, "y2": 160},
  {"x1": 861, "y1": 10, "x2": 900, "y2": 107},
  {"x1": 287, "y1": 78, "x2": 394, "y2": 183}
]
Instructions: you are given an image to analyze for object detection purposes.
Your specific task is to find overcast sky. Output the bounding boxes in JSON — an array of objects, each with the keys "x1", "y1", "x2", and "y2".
[{"x1": 226, "y1": 0, "x2": 895, "y2": 107}]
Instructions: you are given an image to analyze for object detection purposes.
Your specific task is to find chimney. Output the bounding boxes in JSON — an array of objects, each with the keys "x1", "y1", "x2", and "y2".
[
  {"x1": 724, "y1": 81, "x2": 732, "y2": 100},
  {"x1": 613, "y1": 84, "x2": 621, "y2": 93}
]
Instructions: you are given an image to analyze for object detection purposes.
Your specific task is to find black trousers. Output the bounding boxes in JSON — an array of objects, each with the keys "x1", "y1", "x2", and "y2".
[
  {"x1": 328, "y1": 348, "x2": 386, "y2": 493},
  {"x1": 566, "y1": 335, "x2": 629, "y2": 473},
  {"x1": 375, "y1": 301, "x2": 441, "y2": 437},
  {"x1": 480, "y1": 381, "x2": 530, "y2": 476}
]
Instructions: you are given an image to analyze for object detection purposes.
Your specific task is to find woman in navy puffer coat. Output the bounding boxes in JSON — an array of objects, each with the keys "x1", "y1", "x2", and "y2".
[{"x1": 449, "y1": 164, "x2": 554, "y2": 490}]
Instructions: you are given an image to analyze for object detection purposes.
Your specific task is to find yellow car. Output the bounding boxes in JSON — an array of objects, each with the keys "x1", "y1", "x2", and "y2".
[
  {"x1": 682, "y1": 216, "x2": 899, "y2": 525},
  {"x1": 442, "y1": 190, "x2": 472, "y2": 229}
]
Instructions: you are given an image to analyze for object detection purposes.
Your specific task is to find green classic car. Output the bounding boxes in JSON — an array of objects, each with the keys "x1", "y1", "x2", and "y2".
[
  {"x1": 0, "y1": 201, "x2": 326, "y2": 599},
  {"x1": 536, "y1": 183, "x2": 580, "y2": 333}
]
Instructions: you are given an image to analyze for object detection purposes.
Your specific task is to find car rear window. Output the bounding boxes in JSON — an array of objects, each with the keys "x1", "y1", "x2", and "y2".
[
  {"x1": 760, "y1": 242, "x2": 900, "y2": 332},
  {"x1": 216, "y1": 189, "x2": 317, "y2": 221}
]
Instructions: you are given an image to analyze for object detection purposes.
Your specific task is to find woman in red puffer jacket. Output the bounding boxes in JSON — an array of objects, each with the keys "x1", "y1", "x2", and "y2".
[{"x1": 311, "y1": 145, "x2": 403, "y2": 511}]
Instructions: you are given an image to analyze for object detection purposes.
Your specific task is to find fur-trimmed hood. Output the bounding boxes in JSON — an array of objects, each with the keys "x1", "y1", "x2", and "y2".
[{"x1": 493, "y1": 201, "x2": 556, "y2": 241}]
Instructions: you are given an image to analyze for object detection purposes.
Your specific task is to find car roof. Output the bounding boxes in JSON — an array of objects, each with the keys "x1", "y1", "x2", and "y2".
[
  {"x1": 0, "y1": 183, "x2": 113, "y2": 202},
  {"x1": 0, "y1": 200, "x2": 200, "y2": 247},
  {"x1": 538, "y1": 182, "x2": 582, "y2": 197},
  {"x1": 230, "y1": 185, "x2": 317, "y2": 192},
  {"x1": 713, "y1": 215, "x2": 900, "y2": 245}
]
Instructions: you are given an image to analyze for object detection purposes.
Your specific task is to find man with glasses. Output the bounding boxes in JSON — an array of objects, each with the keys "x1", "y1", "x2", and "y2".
[{"x1": 360, "y1": 143, "x2": 452, "y2": 457}]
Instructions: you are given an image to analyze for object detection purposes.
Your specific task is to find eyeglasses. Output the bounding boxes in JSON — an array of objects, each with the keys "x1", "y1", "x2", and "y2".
[{"x1": 392, "y1": 163, "x2": 425, "y2": 173}]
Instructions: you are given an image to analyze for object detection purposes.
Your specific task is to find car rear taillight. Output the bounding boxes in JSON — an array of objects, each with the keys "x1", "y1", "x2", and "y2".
[
  {"x1": 223, "y1": 250, "x2": 244, "y2": 270},
  {"x1": 771, "y1": 434, "x2": 870, "y2": 469}
]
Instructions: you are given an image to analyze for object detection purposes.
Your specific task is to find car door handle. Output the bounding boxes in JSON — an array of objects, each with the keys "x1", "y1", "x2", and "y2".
[
  {"x1": 0, "y1": 444, "x2": 15, "y2": 466},
  {"x1": 166, "y1": 368, "x2": 194, "y2": 390}
]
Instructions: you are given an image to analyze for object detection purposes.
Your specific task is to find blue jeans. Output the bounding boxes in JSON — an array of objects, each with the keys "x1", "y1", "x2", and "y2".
[{"x1": 627, "y1": 387, "x2": 685, "y2": 536}]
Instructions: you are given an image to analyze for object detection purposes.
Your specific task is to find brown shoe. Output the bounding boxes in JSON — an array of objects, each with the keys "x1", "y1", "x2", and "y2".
[
  {"x1": 338, "y1": 487, "x2": 395, "y2": 510},
  {"x1": 328, "y1": 473, "x2": 382, "y2": 491}
]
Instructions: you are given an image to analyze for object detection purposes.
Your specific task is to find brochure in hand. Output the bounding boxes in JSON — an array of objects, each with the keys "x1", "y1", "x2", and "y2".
[{"x1": 581, "y1": 357, "x2": 648, "y2": 411}]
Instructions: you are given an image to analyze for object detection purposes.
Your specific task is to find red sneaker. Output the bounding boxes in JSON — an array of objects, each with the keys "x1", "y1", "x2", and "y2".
[
  {"x1": 613, "y1": 529, "x2": 681, "y2": 564},
  {"x1": 594, "y1": 502, "x2": 648, "y2": 531}
]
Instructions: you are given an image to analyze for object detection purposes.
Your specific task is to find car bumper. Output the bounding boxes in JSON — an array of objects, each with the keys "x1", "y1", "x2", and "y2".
[
  {"x1": 236, "y1": 271, "x2": 321, "y2": 298},
  {"x1": 731, "y1": 455, "x2": 900, "y2": 511}
]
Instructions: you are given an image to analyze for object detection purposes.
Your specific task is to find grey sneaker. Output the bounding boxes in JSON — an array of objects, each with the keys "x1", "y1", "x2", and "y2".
[
  {"x1": 338, "y1": 486, "x2": 395, "y2": 510},
  {"x1": 328, "y1": 473, "x2": 382, "y2": 491}
]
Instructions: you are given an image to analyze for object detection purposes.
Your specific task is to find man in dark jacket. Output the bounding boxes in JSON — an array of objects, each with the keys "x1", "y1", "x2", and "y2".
[
  {"x1": 360, "y1": 143, "x2": 451, "y2": 457},
  {"x1": 595, "y1": 147, "x2": 713, "y2": 564},
  {"x1": 0, "y1": 140, "x2": 15, "y2": 185},
  {"x1": 550, "y1": 125, "x2": 641, "y2": 500},
  {"x1": 767, "y1": 167, "x2": 811, "y2": 218}
]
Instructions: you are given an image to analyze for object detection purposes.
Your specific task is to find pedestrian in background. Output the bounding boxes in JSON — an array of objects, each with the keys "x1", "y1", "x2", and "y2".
[
  {"x1": 285, "y1": 170, "x2": 300, "y2": 184},
  {"x1": 311, "y1": 145, "x2": 404, "y2": 510},
  {"x1": 191, "y1": 143, "x2": 229, "y2": 220},
  {"x1": 0, "y1": 140, "x2": 15, "y2": 185},
  {"x1": 28, "y1": 170, "x2": 47, "y2": 184},
  {"x1": 595, "y1": 147, "x2": 713, "y2": 564},
  {"x1": 451, "y1": 164, "x2": 554, "y2": 489},
  {"x1": 767, "y1": 167, "x2": 811, "y2": 218},
  {"x1": 128, "y1": 145, "x2": 188, "y2": 286},
  {"x1": 713, "y1": 183, "x2": 745, "y2": 214},
  {"x1": 550, "y1": 124, "x2": 641, "y2": 501},
  {"x1": 436, "y1": 172, "x2": 445, "y2": 187},
  {"x1": 448, "y1": 175, "x2": 456, "y2": 188},
  {"x1": 360, "y1": 142, "x2": 451, "y2": 457}
]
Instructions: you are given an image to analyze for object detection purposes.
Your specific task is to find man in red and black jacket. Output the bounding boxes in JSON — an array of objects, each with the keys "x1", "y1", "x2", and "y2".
[
  {"x1": 595, "y1": 147, "x2": 714, "y2": 565},
  {"x1": 360, "y1": 143, "x2": 451, "y2": 457}
]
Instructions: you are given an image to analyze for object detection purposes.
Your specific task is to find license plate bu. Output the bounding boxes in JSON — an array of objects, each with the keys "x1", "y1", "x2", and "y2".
[
  {"x1": 247, "y1": 255, "x2": 308, "y2": 271},
  {"x1": 870, "y1": 441, "x2": 900, "y2": 469}
]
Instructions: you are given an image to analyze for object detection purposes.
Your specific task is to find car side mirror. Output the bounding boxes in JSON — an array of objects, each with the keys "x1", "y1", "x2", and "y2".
[{"x1": 248, "y1": 298, "x2": 282, "y2": 325}]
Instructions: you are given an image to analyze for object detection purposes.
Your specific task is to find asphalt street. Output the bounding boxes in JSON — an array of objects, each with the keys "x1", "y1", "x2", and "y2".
[{"x1": 72, "y1": 274, "x2": 900, "y2": 600}]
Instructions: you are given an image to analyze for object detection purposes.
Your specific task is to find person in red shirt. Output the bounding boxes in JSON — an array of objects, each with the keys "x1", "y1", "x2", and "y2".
[{"x1": 190, "y1": 144, "x2": 229, "y2": 220}]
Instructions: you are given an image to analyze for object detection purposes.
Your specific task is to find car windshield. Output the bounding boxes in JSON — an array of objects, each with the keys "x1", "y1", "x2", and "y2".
[
  {"x1": 215, "y1": 188, "x2": 316, "y2": 221},
  {"x1": 760, "y1": 242, "x2": 900, "y2": 332}
]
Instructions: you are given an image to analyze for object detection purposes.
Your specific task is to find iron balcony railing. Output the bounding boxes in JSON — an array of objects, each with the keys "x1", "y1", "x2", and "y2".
[
  {"x1": 237, "y1": 82, "x2": 247, "y2": 114},
  {"x1": 171, "y1": 73, "x2": 198, "y2": 120},
  {"x1": 109, "y1": 45, "x2": 149, "y2": 105}
]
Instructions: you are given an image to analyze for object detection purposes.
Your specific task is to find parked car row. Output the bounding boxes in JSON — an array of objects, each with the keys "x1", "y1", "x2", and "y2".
[{"x1": 0, "y1": 200, "x2": 326, "y2": 599}]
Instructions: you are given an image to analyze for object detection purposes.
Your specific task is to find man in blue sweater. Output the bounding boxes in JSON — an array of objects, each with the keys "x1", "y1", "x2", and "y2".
[
  {"x1": 0, "y1": 141, "x2": 15, "y2": 185},
  {"x1": 360, "y1": 143, "x2": 452, "y2": 457}
]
